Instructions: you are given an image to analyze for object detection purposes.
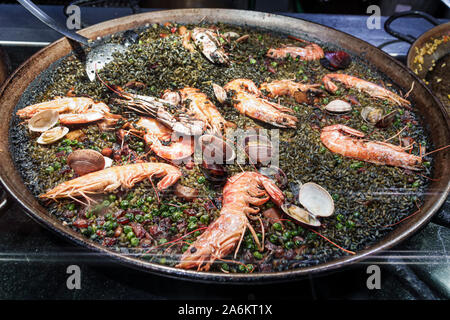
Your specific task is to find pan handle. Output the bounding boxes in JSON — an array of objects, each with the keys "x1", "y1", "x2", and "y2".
[
  {"x1": 384, "y1": 10, "x2": 440, "y2": 44},
  {"x1": 17, "y1": 0, "x2": 90, "y2": 46}
]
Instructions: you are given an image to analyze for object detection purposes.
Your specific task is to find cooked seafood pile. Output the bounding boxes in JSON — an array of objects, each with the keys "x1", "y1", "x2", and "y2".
[{"x1": 11, "y1": 23, "x2": 432, "y2": 273}]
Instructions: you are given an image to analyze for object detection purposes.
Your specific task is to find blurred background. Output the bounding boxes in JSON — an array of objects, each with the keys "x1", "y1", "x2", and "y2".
[{"x1": 0, "y1": 0, "x2": 449, "y2": 17}]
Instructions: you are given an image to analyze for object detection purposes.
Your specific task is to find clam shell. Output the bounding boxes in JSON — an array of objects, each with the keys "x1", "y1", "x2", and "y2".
[
  {"x1": 67, "y1": 149, "x2": 105, "y2": 176},
  {"x1": 281, "y1": 203, "x2": 321, "y2": 227},
  {"x1": 28, "y1": 110, "x2": 59, "y2": 132},
  {"x1": 361, "y1": 106, "x2": 383, "y2": 124},
  {"x1": 103, "y1": 156, "x2": 113, "y2": 169},
  {"x1": 324, "y1": 99, "x2": 352, "y2": 113},
  {"x1": 198, "y1": 134, "x2": 236, "y2": 164},
  {"x1": 212, "y1": 83, "x2": 227, "y2": 103},
  {"x1": 298, "y1": 182, "x2": 334, "y2": 217},
  {"x1": 36, "y1": 126, "x2": 69, "y2": 145},
  {"x1": 222, "y1": 31, "x2": 240, "y2": 38},
  {"x1": 244, "y1": 134, "x2": 273, "y2": 165}
]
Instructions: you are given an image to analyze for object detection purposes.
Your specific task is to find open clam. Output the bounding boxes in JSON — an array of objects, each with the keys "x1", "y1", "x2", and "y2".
[
  {"x1": 298, "y1": 182, "x2": 334, "y2": 217},
  {"x1": 281, "y1": 203, "x2": 321, "y2": 227},
  {"x1": 28, "y1": 109, "x2": 59, "y2": 132},
  {"x1": 67, "y1": 149, "x2": 105, "y2": 176},
  {"x1": 361, "y1": 106, "x2": 383, "y2": 124},
  {"x1": 36, "y1": 126, "x2": 69, "y2": 145}
]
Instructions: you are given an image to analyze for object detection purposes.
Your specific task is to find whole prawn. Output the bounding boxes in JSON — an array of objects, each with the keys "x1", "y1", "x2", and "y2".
[
  {"x1": 322, "y1": 73, "x2": 411, "y2": 107},
  {"x1": 17, "y1": 97, "x2": 111, "y2": 125},
  {"x1": 40, "y1": 162, "x2": 182, "y2": 202},
  {"x1": 224, "y1": 79, "x2": 298, "y2": 128},
  {"x1": 136, "y1": 117, "x2": 194, "y2": 161},
  {"x1": 260, "y1": 79, "x2": 324, "y2": 103},
  {"x1": 266, "y1": 37, "x2": 324, "y2": 61},
  {"x1": 177, "y1": 172, "x2": 284, "y2": 271},
  {"x1": 163, "y1": 87, "x2": 235, "y2": 135},
  {"x1": 320, "y1": 124, "x2": 422, "y2": 170}
]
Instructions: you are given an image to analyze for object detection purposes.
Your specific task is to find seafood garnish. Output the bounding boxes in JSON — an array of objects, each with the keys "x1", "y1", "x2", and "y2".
[
  {"x1": 322, "y1": 74, "x2": 411, "y2": 107},
  {"x1": 298, "y1": 182, "x2": 334, "y2": 217},
  {"x1": 260, "y1": 79, "x2": 324, "y2": 103},
  {"x1": 114, "y1": 89, "x2": 205, "y2": 136},
  {"x1": 320, "y1": 124, "x2": 422, "y2": 170},
  {"x1": 136, "y1": 117, "x2": 194, "y2": 161},
  {"x1": 192, "y1": 28, "x2": 229, "y2": 64},
  {"x1": 40, "y1": 162, "x2": 182, "y2": 202},
  {"x1": 17, "y1": 97, "x2": 110, "y2": 125},
  {"x1": 27, "y1": 110, "x2": 59, "y2": 132},
  {"x1": 281, "y1": 203, "x2": 321, "y2": 227},
  {"x1": 266, "y1": 37, "x2": 324, "y2": 61},
  {"x1": 177, "y1": 172, "x2": 284, "y2": 271},
  {"x1": 164, "y1": 87, "x2": 235, "y2": 135},
  {"x1": 67, "y1": 149, "x2": 105, "y2": 176},
  {"x1": 36, "y1": 126, "x2": 69, "y2": 145},
  {"x1": 320, "y1": 51, "x2": 352, "y2": 71},
  {"x1": 224, "y1": 79, "x2": 298, "y2": 128},
  {"x1": 324, "y1": 99, "x2": 352, "y2": 113}
]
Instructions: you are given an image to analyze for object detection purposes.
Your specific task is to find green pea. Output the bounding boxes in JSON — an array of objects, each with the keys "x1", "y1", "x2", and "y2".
[
  {"x1": 146, "y1": 196, "x2": 154, "y2": 204},
  {"x1": 126, "y1": 231, "x2": 135, "y2": 240},
  {"x1": 102, "y1": 200, "x2": 110, "y2": 207},
  {"x1": 270, "y1": 61, "x2": 277, "y2": 67},
  {"x1": 45, "y1": 166, "x2": 54, "y2": 174},
  {"x1": 125, "y1": 213, "x2": 134, "y2": 221},
  {"x1": 120, "y1": 200, "x2": 129, "y2": 209},
  {"x1": 66, "y1": 203, "x2": 76, "y2": 211},
  {"x1": 53, "y1": 162, "x2": 61, "y2": 170},
  {"x1": 188, "y1": 222, "x2": 198, "y2": 231},
  {"x1": 126, "y1": 193, "x2": 135, "y2": 201},
  {"x1": 136, "y1": 199, "x2": 145, "y2": 207},
  {"x1": 350, "y1": 161, "x2": 364, "y2": 169},
  {"x1": 144, "y1": 213, "x2": 152, "y2": 221},
  {"x1": 104, "y1": 221, "x2": 114, "y2": 230},
  {"x1": 336, "y1": 214, "x2": 345, "y2": 222},
  {"x1": 411, "y1": 180, "x2": 420, "y2": 188},
  {"x1": 269, "y1": 234, "x2": 278, "y2": 244},
  {"x1": 336, "y1": 222, "x2": 343, "y2": 230},
  {"x1": 294, "y1": 239, "x2": 302, "y2": 247},
  {"x1": 130, "y1": 237, "x2": 139, "y2": 247},
  {"x1": 221, "y1": 263, "x2": 229, "y2": 271},
  {"x1": 249, "y1": 58, "x2": 256, "y2": 64},
  {"x1": 152, "y1": 208, "x2": 160, "y2": 216},
  {"x1": 141, "y1": 205, "x2": 149, "y2": 213},
  {"x1": 273, "y1": 222, "x2": 282, "y2": 231},
  {"x1": 123, "y1": 226, "x2": 133, "y2": 234},
  {"x1": 238, "y1": 264, "x2": 247, "y2": 273},
  {"x1": 189, "y1": 216, "x2": 198, "y2": 223},
  {"x1": 360, "y1": 124, "x2": 369, "y2": 132},
  {"x1": 135, "y1": 214, "x2": 144, "y2": 223},
  {"x1": 253, "y1": 251, "x2": 263, "y2": 259},
  {"x1": 319, "y1": 146, "x2": 327, "y2": 153},
  {"x1": 293, "y1": 105, "x2": 300, "y2": 112},
  {"x1": 200, "y1": 215, "x2": 210, "y2": 225},
  {"x1": 283, "y1": 231, "x2": 292, "y2": 240},
  {"x1": 161, "y1": 211, "x2": 170, "y2": 218},
  {"x1": 159, "y1": 238, "x2": 168, "y2": 245},
  {"x1": 108, "y1": 194, "x2": 117, "y2": 202},
  {"x1": 172, "y1": 211, "x2": 183, "y2": 222},
  {"x1": 197, "y1": 176, "x2": 206, "y2": 184},
  {"x1": 346, "y1": 220, "x2": 356, "y2": 228}
]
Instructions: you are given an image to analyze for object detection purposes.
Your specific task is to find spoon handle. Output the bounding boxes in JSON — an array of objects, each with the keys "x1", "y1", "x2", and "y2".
[{"x1": 17, "y1": 0, "x2": 90, "y2": 46}]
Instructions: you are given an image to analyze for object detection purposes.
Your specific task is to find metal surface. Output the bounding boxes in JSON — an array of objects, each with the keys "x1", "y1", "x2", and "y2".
[
  {"x1": 18, "y1": 0, "x2": 128, "y2": 81},
  {"x1": 384, "y1": 10, "x2": 450, "y2": 80},
  {"x1": 0, "y1": 9, "x2": 449, "y2": 283}
]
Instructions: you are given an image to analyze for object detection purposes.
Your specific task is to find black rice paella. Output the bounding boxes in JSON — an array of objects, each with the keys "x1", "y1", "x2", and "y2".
[{"x1": 10, "y1": 22, "x2": 433, "y2": 273}]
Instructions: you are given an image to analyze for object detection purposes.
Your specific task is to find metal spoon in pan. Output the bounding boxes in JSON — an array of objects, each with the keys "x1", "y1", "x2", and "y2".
[{"x1": 18, "y1": 0, "x2": 133, "y2": 81}]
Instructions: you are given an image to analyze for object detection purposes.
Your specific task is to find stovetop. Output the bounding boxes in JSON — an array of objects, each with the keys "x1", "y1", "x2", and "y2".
[{"x1": 0, "y1": 4, "x2": 448, "y2": 300}]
